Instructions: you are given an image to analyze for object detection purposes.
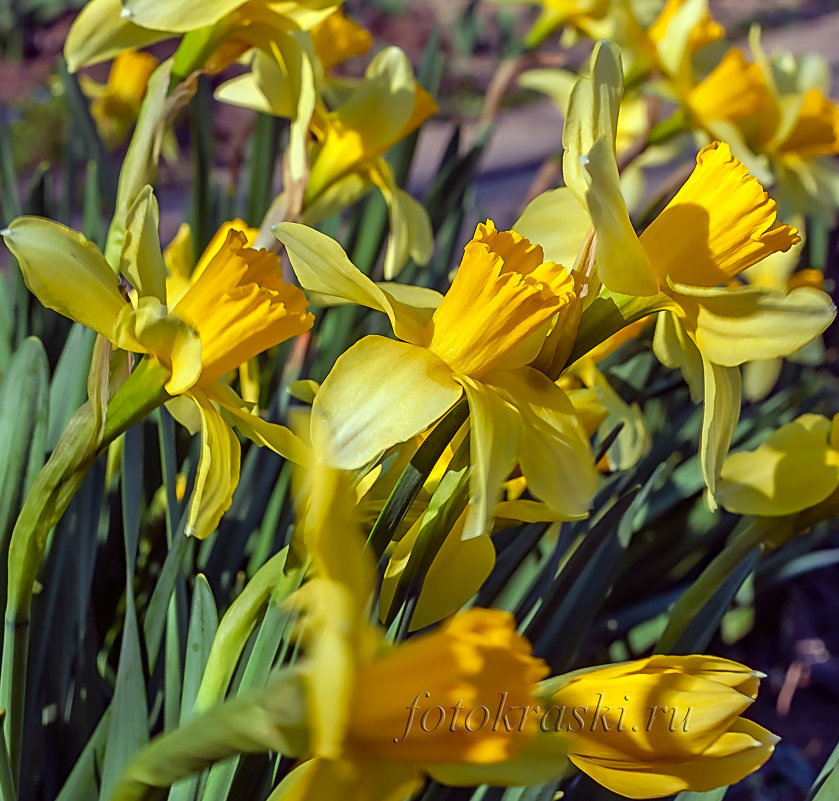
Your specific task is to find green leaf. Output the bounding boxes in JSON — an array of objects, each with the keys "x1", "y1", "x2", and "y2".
[
  {"x1": 47, "y1": 324, "x2": 97, "y2": 449},
  {"x1": 658, "y1": 519, "x2": 769, "y2": 654},
  {"x1": 0, "y1": 338, "x2": 49, "y2": 600},
  {"x1": 181, "y1": 575, "x2": 218, "y2": 723},
  {"x1": 57, "y1": 58, "x2": 115, "y2": 208},
  {"x1": 55, "y1": 710, "x2": 112, "y2": 801},
  {"x1": 108, "y1": 670, "x2": 308, "y2": 801},
  {"x1": 246, "y1": 113, "x2": 283, "y2": 226},
  {"x1": 98, "y1": 438, "x2": 150, "y2": 799},
  {"x1": 807, "y1": 737, "x2": 839, "y2": 801},
  {"x1": 676, "y1": 789, "x2": 729, "y2": 801}
]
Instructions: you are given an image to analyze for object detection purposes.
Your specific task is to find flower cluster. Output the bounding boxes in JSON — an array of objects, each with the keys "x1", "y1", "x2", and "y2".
[{"x1": 1, "y1": 2, "x2": 838, "y2": 801}]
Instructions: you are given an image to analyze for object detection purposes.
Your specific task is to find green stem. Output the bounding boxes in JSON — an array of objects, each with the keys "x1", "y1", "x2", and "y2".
[
  {"x1": 192, "y1": 548, "x2": 301, "y2": 714},
  {"x1": 0, "y1": 716, "x2": 16, "y2": 801},
  {"x1": 567, "y1": 290, "x2": 667, "y2": 364}
]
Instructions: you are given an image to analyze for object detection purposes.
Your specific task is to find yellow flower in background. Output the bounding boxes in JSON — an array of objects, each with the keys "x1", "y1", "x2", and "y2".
[
  {"x1": 305, "y1": 69, "x2": 437, "y2": 206},
  {"x1": 275, "y1": 219, "x2": 598, "y2": 539},
  {"x1": 672, "y1": 30, "x2": 839, "y2": 220},
  {"x1": 217, "y1": 45, "x2": 435, "y2": 278},
  {"x1": 310, "y1": 8, "x2": 372, "y2": 70},
  {"x1": 2, "y1": 190, "x2": 313, "y2": 538},
  {"x1": 536, "y1": 655, "x2": 778, "y2": 798},
  {"x1": 718, "y1": 413, "x2": 839, "y2": 518},
  {"x1": 64, "y1": 0, "x2": 341, "y2": 74},
  {"x1": 686, "y1": 48, "x2": 774, "y2": 141},
  {"x1": 79, "y1": 49, "x2": 158, "y2": 147},
  {"x1": 739, "y1": 234, "x2": 827, "y2": 400},
  {"x1": 647, "y1": 0, "x2": 724, "y2": 55}
]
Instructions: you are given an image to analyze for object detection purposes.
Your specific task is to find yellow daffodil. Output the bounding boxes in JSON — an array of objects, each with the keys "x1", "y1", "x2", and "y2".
[
  {"x1": 310, "y1": 8, "x2": 372, "y2": 70},
  {"x1": 503, "y1": 0, "x2": 610, "y2": 49},
  {"x1": 64, "y1": 0, "x2": 340, "y2": 74},
  {"x1": 275, "y1": 219, "x2": 598, "y2": 540},
  {"x1": 2, "y1": 189, "x2": 313, "y2": 538},
  {"x1": 279, "y1": 455, "x2": 549, "y2": 800},
  {"x1": 532, "y1": 655, "x2": 778, "y2": 798},
  {"x1": 79, "y1": 49, "x2": 158, "y2": 147},
  {"x1": 528, "y1": 41, "x2": 836, "y2": 498},
  {"x1": 429, "y1": 653, "x2": 776, "y2": 795},
  {"x1": 718, "y1": 413, "x2": 839, "y2": 519},
  {"x1": 218, "y1": 44, "x2": 435, "y2": 278},
  {"x1": 672, "y1": 31, "x2": 839, "y2": 220}
]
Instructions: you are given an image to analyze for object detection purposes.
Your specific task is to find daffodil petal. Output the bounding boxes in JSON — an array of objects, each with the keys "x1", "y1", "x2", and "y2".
[
  {"x1": 286, "y1": 37, "x2": 317, "y2": 183},
  {"x1": 122, "y1": 0, "x2": 247, "y2": 32},
  {"x1": 2, "y1": 217, "x2": 127, "y2": 340},
  {"x1": 378, "y1": 512, "x2": 495, "y2": 630},
  {"x1": 514, "y1": 186, "x2": 592, "y2": 269},
  {"x1": 488, "y1": 368, "x2": 597, "y2": 521},
  {"x1": 563, "y1": 40, "x2": 622, "y2": 205},
  {"x1": 582, "y1": 136, "x2": 659, "y2": 296},
  {"x1": 334, "y1": 46, "x2": 418, "y2": 159},
  {"x1": 743, "y1": 358, "x2": 783, "y2": 401},
  {"x1": 640, "y1": 142, "x2": 800, "y2": 288},
  {"x1": 274, "y1": 222, "x2": 435, "y2": 344},
  {"x1": 674, "y1": 283, "x2": 836, "y2": 366},
  {"x1": 272, "y1": 756, "x2": 421, "y2": 801},
  {"x1": 654, "y1": 0, "x2": 713, "y2": 82},
  {"x1": 186, "y1": 391, "x2": 241, "y2": 539},
  {"x1": 372, "y1": 160, "x2": 434, "y2": 279},
  {"x1": 121, "y1": 185, "x2": 168, "y2": 303},
  {"x1": 459, "y1": 377, "x2": 522, "y2": 540},
  {"x1": 700, "y1": 357, "x2": 741, "y2": 503},
  {"x1": 653, "y1": 310, "x2": 704, "y2": 402},
  {"x1": 570, "y1": 717, "x2": 777, "y2": 799},
  {"x1": 206, "y1": 381, "x2": 310, "y2": 465},
  {"x1": 64, "y1": 0, "x2": 169, "y2": 71},
  {"x1": 428, "y1": 735, "x2": 570, "y2": 788},
  {"x1": 718, "y1": 414, "x2": 839, "y2": 516},
  {"x1": 311, "y1": 336, "x2": 462, "y2": 470},
  {"x1": 116, "y1": 296, "x2": 202, "y2": 394}
]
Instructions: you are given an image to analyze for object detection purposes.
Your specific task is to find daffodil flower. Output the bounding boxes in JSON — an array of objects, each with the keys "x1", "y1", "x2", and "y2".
[
  {"x1": 218, "y1": 44, "x2": 435, "y2": 278},
  {"x1": 718, "y1": 413, "x2": 839, "y2": 520},
  {"x1": 526, "y1": 655, "x2": 777, "y2": 798},
  {"x1": 2, "y1": 188, "x2": 313, "y2": 538},
  {"x1": 275, "y1": 218, "x2": 597, "y2": 540},
  {"x1": 525, "y1": 41, "x2": 836, "y2": 499},
  {"x1": 64, "y1": 0, "x2": 340, "y2": 75},
  {"x1": 79, "y1": 49, "x2": 159, "y2": 148},
  {"x1": 685, "y1": 30, "x2": 839, "y2": 221},
  {"x1": 275, "y1": 454, "x2": 550, "y2": 799}
]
